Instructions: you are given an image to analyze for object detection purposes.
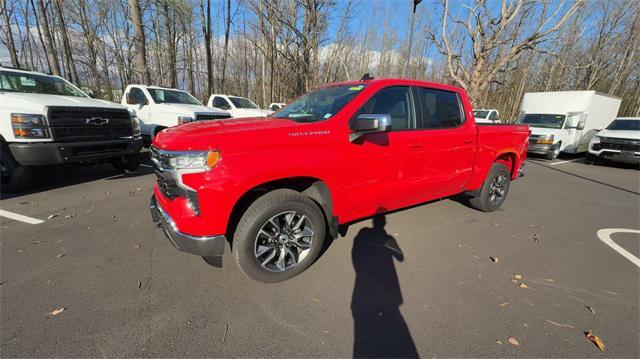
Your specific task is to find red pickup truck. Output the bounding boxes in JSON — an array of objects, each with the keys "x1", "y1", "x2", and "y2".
[{"x1": 150, "y1": 78, "x2": 529, "y2": 282}]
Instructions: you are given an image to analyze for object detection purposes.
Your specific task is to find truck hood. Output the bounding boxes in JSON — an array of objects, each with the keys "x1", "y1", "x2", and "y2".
[
  {"x1": 596, "y1": 129, "x2": 640, "y2": 140},
  {"x1": 1, "y1": 92, "x2": 124, "y2": 112},
  {"x1": 153, "y1": 103, "x2": 229, "y2": 116},
  {"x1": 529, "y1": 127, "x2": 561, "y2": 137},
  {"x1": 154, "y1": 117, "x2": 308, "y2": 151}
]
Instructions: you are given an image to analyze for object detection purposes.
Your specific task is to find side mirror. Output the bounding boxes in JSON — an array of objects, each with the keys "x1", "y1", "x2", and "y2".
[
  {"x1": 126, "y1": 94, "x2": 138, "y2": 105},
  {"x1": 349, "y1": 114, "x2": 391, "y2": 142},
  {"x1": 576, "y1": 121, "x2": 585, "y2": 130}
]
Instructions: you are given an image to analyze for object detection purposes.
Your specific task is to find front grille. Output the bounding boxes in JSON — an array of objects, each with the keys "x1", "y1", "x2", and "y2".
[
  {"x1": 599, "y1": 137, "x2": 640, "y2": 152},
  {"x1": 196, "y1": 114, "x2": 231, "y2": 121},
  {"x1": 47, "y1": 106, "x2": 132, "y2": 142}
]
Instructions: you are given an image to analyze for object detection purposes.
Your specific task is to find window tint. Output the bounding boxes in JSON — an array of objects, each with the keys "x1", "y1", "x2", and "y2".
[
  {"x1": 213, "y1": 97, "x2": 231, "y2": 109},
  {"x1": 129, "y1": 87, "x2": 147, "y2": 104},
  {"x1": 418, "y1": 88, "x2": 464, "y2": 128},
  {"x1": 359, "y1": 86, "x2": 414, "y2": 130}
]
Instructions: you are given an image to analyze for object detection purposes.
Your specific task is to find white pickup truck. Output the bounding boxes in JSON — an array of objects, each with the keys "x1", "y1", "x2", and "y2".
[
  {"x1": 0, "y1": 67, "x2": 143, "y2": 192},
  {"x1": 587, "y1": 117, "x2": 640, "y2": 166},
  {"x1": 473, "y1": 109, "x2": 499, "y2": 124},
  {"x1": 121, "y1": 85, "x2": 230, "y2": 142},
  {"x1": 207, "y1": 94, "x2": 272, "y2": 118}
]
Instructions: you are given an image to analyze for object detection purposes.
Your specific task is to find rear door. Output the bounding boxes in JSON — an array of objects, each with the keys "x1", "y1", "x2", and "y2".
[{"x1": 412, "y1": 86, "x2": 476, "y2": 198}]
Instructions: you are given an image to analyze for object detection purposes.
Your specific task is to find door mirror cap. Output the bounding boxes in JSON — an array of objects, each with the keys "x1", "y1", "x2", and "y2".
[
  {"x1": 576, "y1": 121, "x2": 585, "y2": 130},
  {"x1": 349, "y1": 114, "x2": 392, "y2": 142}
]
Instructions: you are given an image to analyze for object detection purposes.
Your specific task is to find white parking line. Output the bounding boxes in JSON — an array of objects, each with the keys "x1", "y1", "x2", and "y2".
[
  {"x1": 0, "y1": 209, "x2": 44, "y2": 224},
  {"x1": 550, "y1": 158, "x2": 583, "y2": 165},
  {"x1": 140, "y1": 164, "x2": 153, "y2": 168},
  {"x1": 597, "y1": 228, "x2": 640, "y2": 268}
]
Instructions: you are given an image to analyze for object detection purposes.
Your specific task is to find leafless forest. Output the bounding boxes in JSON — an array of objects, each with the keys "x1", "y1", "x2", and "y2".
[{"x1": 1, "y1": 0, "x2": 639, "y2": 120}]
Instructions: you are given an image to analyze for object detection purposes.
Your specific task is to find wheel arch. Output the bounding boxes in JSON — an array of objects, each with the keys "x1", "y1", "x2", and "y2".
[{"x1": 226, "y1": 176, "x2": 336, "y2": 245}]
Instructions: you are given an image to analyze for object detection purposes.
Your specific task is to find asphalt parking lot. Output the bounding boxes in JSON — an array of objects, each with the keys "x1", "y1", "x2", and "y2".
[{"x1": 1, "y1": 155, "x2": 638, "y2": 357}]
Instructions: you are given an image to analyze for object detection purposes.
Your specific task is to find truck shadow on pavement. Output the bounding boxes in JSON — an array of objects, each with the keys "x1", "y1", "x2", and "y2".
[
  {"x1": 351, "y1": 209, "x2": 419, "y2": 358},
  {"x1": 0, "y1": 164, "x2": 154, "y2": 200}
]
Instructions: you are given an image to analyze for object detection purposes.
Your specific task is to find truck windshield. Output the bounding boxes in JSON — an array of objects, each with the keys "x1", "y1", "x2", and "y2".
[
  {"x1": 517, "y1": 114, "x2": 566, "y2": 129},
  {"x1": 273, "y1": 84, "x2": 368, "y2": 122},
  {"x1": 229, "y1": 96, "x2": 259, "y2": 109},
  {"x1": 148, "y1": 88, "x2": 201, "y2": 105},
  {"x1": 606, "y1": 119, "x2": 640, "y2": 131},
  {"x1": 0, "y1": 70, "x2": 86, "y2": 97},
  {"x1": 473, "y1": 110, "x2": 489, "y2": 118}
]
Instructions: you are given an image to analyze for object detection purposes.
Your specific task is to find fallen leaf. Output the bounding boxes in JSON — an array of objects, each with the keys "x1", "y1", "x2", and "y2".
[
  {"x1": 137, "y1": 280, "x2": 142, "y2": 289},
  {"x1": 604, "y1": 290, "x2": 618, "y2": 295},
  {"x1": 133, "y1": 244, "x2": 141, "y2": 249},
  {"x1": 47, "y1": 214, "x2": 59, "y2": 220},
  {"x1": 513, "y1": 274, "x2": 522, "y2": 280},
  {"x1": 496, "y1": 339, "x2": 502, "y2": 345},
  {"x1": 56, "y1": 254, "x2": 65, "y2": 258},
  {"x1": 546, "y1": 320, "x2": 562, "y2": 327},
  {"x1": 533, "y1": 234, "x2": 539, "y2": 242},
  {"x1": 490, "y1": 256, "x2": 499, "y2": 263},
  {"x1": 519, "y1": 283, "x2": 528, "y2": 288},
  {"x1": 49, "y1": 307, "x2": 66, "y2": 316},
  {"x1": 32, "y1": 241, "x2": 41, "y2": 245},
  {"x1": 586, "y1": 305, "x2": 596, "y2": 314},
  {"x1": 586, "y1": 331, "x2": 605, "y2": 351},
  {"x1": 498, "y1": 302, "x2": 510, "y2": 307},
  {"x1": 508, "y1": 337, "x2": 520, "y2": 346},
  {"x1": 545, "y1": 278, "x2": 554, "y2": 282},
  {"x1": 64, "y1": 214, "x2": 76, "y2": 219}
]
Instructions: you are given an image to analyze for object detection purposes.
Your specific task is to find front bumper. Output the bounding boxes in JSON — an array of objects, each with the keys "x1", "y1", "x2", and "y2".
[
  {"x1": 589, "y1": 149, "x2": 640, "y2": 164},
  {"x1": 9, "y1": 138, "x2": 143, "y2": 166},
  {"x1": 149, "y1": 195, "x2": 226, "y2": 263},
  {"x1": 527, "y1": 142, "x2": 553, "y2": 155}
]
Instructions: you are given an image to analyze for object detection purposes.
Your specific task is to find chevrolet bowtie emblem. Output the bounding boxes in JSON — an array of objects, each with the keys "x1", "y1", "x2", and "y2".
[{"x1": 86, "y1": 117, "x2": 109, "y2": 125}]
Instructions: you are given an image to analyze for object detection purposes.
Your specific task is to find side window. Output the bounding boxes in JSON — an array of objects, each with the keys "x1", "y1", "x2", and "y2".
[
  {"x1": 417, "y1": 88, "x2": 464, "y2": 129},
  {"x1": 359, "y1": 86, "x2": 414, "y2": 130},
  {"x1": 213, "y1": 96, "x2": 231, "y2": 110},
  {"x1": 129, "y1": 87, "x2": 147, "y2": 104}
]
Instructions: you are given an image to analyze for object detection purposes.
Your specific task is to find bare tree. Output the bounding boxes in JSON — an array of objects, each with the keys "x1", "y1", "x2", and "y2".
[
  {"x1": 129, "y1": 0, "x2": 150, "y2": 84},
  {"x1": 1, "y1": 0, "x2": 20, "y2": 67},
  {"x1": 35, "y1": 0, "x2": 60, "y2": 75},
  {"x1": 199, "y1": 0, "x2": 213, "y2": 97}
]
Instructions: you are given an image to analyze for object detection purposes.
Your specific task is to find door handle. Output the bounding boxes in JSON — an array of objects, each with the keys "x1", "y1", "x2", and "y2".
[
  {"x1": 408, "y1": 142, "x2": 423, "y2": 149},
  {"x1": 463, "y1": 140, "x2": 473, "y2": 145}
]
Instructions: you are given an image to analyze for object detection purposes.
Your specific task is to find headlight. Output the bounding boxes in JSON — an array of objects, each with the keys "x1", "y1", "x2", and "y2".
[
  {"x1": 536, "y1": 134, "x2": 554, "y2": 145},
  {"x1": 591, "y1": 135, "x2": 601, "y2": 144},
  {"x1": 167, "y1": 150, "x2": 220, "y2": 171},
  {"x1": 11, "y1": 113, "x2": 50, "y2": 139},
  {"x1": 131, "y1": 115, "x2": 141, "y2": 136},
  {"x1": 178, "y1": 116, "x2": 194, "y2": 125}
]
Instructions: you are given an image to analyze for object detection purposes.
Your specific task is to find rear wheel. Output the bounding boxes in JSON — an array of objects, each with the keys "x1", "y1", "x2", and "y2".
[
  {"x1": 469, "y1": 163, "x2": 511, "y2": 212},
  {"x1": 585, "y1": 153, "x2": 599, "y2": 165},
  {"x1": 232, "y1": 189, "x2": 326, "y2": 283},
  {"x1": 1, "y1": 148, "x2": 33, "y2": 193}
]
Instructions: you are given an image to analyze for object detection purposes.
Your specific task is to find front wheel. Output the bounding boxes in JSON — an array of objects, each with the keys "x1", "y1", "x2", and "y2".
[
  {"x1": 1, "y1": 149, "x2": 33, "y2": 193},
  {"x1": 232, "y1": 189, "x2": 326, "y2": 283},
  {"x1": 546, "y1": 143, "x2": 560, "y2": 160},
  {"x1": 469, "y1": 163, "x2": 511, "y2": 212}
]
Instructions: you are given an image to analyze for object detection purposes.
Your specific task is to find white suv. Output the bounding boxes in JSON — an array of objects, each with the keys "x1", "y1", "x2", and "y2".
[{"x1": 587, "y1": 117, "x2": 639, "y2": 166}]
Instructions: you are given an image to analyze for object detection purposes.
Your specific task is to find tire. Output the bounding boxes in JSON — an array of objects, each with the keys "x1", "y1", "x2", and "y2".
[
  {"x1": 111, "y1": 153, "x2": 140, "y2": 172},
  {"x1": 469, "y1": 163, "x2": 511, "y2": 212},
  {"x1": 545, "y1": 143, "x2": 560, "y2": 160},
  {"x1": 585, "y1": 153, "x2": 599, "y2": 165},
  {"x1": 232, "y1": 189, "x2": 326, "y2": 283},
  {"x1": 1, "y1": 148, "x2": 33, "y2": 193}
]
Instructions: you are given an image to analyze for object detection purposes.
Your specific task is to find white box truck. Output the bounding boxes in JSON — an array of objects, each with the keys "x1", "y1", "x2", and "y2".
[{"x1": 516, "y1": 91, "x2": 621, "y2": 160}]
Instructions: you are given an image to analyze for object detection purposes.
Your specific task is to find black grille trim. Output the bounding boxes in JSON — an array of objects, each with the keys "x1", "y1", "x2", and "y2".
[
  {"x1": 47, "y1": 106, "x2": 133, "y2": 142},
  {"x1": 196, "y1": 114, "x2": 231, "y2": 121}
]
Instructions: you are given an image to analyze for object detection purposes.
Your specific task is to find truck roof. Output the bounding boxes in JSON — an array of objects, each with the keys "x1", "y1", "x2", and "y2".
[
  {"x1": 324, "y1": 78, "x2": 465, "y2": 93},
  {"x1": 0, "y1": 66, "x2": 51, "y2": 77},
  {"x1": 524, "y1": 90, "x2": 621, "y2": 100},
  {"x1": 127, "y1": 84, "x2": 188, "y2": 92}
]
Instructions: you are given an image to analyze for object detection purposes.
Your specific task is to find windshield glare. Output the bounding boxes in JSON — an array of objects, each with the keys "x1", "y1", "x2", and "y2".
[
  {"x1": 230, "y1": 96, "x2": 259, "y2": 109},
  {"x1": 274, "y1": 84, "x2": 367, "y2": 122},
  {"x1": 606, "y1": 119, "x2": 640, "y2": 131},
  {"x1": 517, "y1": 114, "x2": 566, "y2": 129},
  {"x1": 474, "y1": 110, "x2": 489, "y2": 118},
  {"x1": 0, "y1": 70, "x2": 86, "y2": 97},
  {"x1": 148, "y1": 89, "x2": 201, "y2": 105}
]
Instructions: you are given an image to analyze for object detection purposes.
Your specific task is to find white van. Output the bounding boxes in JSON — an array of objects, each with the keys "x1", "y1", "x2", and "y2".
[
  {"x1": 121, "y1": 85, "x2": 230, "y2": 142},
  {"x1": 516, "y1": 91, "x2": 621, "y2": 160}
]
